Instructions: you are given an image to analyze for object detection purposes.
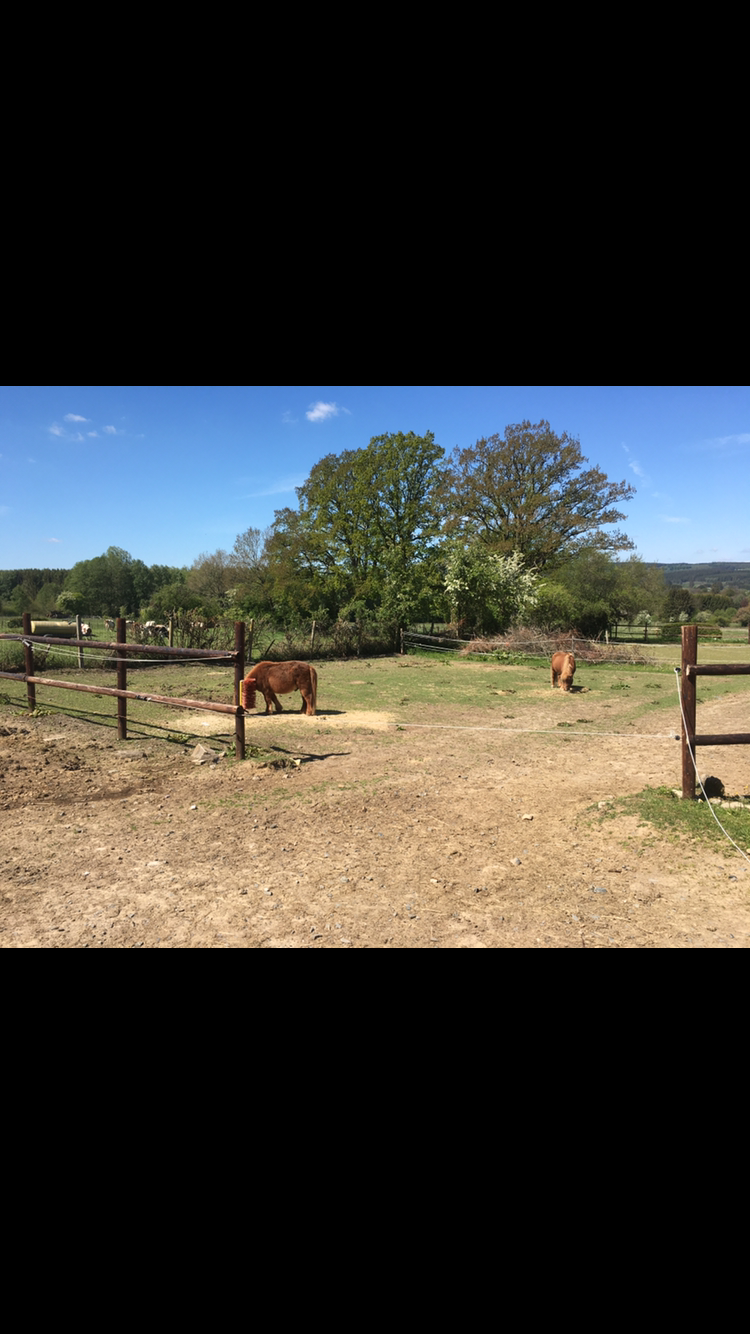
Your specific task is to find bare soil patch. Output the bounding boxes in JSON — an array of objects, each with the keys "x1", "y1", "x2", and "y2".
[{"x1": 2, "y1": 663, "x2": 749, "y2": 948}]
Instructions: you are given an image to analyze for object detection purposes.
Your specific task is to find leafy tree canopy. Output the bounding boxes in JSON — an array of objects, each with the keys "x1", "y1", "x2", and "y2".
[
  {"x1": 443, "y1": 419, "x2": 635, "y2": 568},
  {"x1": 267, "y1": 431, "x2": 445, "y2": 620}
]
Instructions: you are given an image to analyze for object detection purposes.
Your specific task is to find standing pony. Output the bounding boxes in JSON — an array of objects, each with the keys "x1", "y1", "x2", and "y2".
[
  {"x1": 242, "y1": 661, "x2": 317, "y2": 715},
  {"x1": 550, "y1": 651, "x2": 576, "y2": 691}
]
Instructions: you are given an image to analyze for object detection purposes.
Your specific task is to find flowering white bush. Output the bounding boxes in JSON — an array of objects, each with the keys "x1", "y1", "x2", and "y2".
[{"x1": 444, "y1": 545, "x2": 539, "y2": 632}]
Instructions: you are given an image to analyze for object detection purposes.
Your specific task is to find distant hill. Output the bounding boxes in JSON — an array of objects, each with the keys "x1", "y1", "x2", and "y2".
[{"x1": 657, "y1": 562, "x2": 750, "y2": 590}]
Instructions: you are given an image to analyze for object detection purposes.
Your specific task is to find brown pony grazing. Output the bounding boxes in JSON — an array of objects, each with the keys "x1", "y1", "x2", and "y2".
[
  {"x1": 550, "y1": 651, "x2": 576, "y2": 691},
  {"x1": 242, "y1": 661, "x2": 318, "y2": 716}
]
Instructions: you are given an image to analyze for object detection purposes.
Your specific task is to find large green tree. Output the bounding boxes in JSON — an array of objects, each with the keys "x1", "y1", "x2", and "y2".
[
  {"x1": 64, "y1": 547, "x2": 162, "y2": 616},
  {"x1": 443, "y1": 420, "x2": 635, "y2": 568},
  {"x1": 66, "y1": 547, "x2": 139, "y2": 616},
  {"x1": 267, "y1": 430, "x2": 445, "y2": 620}
]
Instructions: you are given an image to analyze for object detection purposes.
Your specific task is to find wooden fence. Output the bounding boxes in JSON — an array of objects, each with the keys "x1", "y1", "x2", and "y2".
[
  {"x1": 679, "y1": 624, "x2": 750, "y2": 798},
  {"x1": 0, "y1": 615, "x2": 247, "y2": 760}
]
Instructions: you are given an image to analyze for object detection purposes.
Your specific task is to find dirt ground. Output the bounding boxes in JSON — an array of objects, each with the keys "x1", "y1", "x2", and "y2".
[{"x1": 2, "y1": 679, "x2": 750, "y2": 948}]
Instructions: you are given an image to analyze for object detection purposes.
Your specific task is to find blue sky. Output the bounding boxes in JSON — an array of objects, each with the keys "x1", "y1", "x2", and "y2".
[{"x1": 1, "y1": 385, "x2": 748, "y2": 569}]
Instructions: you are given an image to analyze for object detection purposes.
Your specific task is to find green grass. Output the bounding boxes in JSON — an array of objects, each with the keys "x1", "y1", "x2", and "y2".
[
  {"x1": 2, "y1": 648, "x2": 749, "y2": 748},
  {"x1": 593, "y1": 785, "x2": 750, "y2": 851}
]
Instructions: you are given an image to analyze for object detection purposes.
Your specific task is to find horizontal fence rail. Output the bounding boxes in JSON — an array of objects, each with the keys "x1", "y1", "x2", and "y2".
[
  {"x1": 0, "y1": 633, "x2": 236, "y2": 660},
  {"x1": 0, "y1": 674, "x2": 240, "y2": 714}
]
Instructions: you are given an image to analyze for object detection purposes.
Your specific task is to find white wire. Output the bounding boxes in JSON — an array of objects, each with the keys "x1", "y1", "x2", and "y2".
[
  {"x1": 673, "y1": 667, "x2": 750, "y2": 866},
  {"x1": 389, "y1": 722, "x2": 680, "y2": 739},
  {"x1": 22, "y1": 641, "x2": 231, "y2": 666}
]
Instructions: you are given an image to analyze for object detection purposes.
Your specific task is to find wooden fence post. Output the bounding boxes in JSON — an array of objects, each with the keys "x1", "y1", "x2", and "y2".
[
  {"x1": 168, "y1": 618, "x2": 174, "y2": 647},
  {"x1": 116, "y1": 617, "x2": 127, "y2": 741},
  {"x1": 22, "y1": 612, "x2": 35, "y2": 712},
  {"x1": 400, "y1": 626, "x2": 405, "y2": 655},
  {"x1": 311, "y1": 619, "x2": 317, "y2": 652},
  {"x1": 76, "y1": 613, "x2": 84, "y2": 668},
  {"x1": 681, "y1": 624, "x2": 698, "y2": 800},
  {"x1": 234, "y1": 622, "x2": 245, "y2": 708}
]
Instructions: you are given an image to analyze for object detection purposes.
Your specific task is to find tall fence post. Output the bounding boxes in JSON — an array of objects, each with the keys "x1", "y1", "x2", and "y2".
[
  {"x1": 22, "y1": 612, "x2": 35, "y2": 712},
  {"x1": 234, "y1": 622, "x2": 245, "y2": 708},
  {"x1": 76, "y1": 613, "x2": 84, "y2": 668},
  {"x1": 310, "y1": 619, "x2": 317, "y2": 653},
  {"x1": 681, "y1": 624, "x2": 698, "y2": 800},
  {"x1": 247, "y1": 618, "x2": 254, "y2": 663},
  {"x1": 168, "y1": 618, "x2": 174, "y2": 648},
  {"x1": 234, "y1": 622, "x2": 246, "y2": 761},
  {"x1": 116, "y1": 617, "x2": 127, "y2": 741}
]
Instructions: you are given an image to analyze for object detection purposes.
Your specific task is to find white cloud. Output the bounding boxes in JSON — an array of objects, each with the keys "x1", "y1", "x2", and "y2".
[
  {"x1": 47, "y1": 537, "x2": 61, "y2": 543},
  {"x1": 622, "y1": 443, "x2": 646, "y2": 479},
  {"x1": 305, "y1": 401, "x2": 350, "y2": 422},
  {"x1": 661, "y1": 515, "x2": 688, "y2": 523},
  {"x1": 707, "y1": 433, "x2": 750, "y2": 446},
  {"x1": 242, "y1": 475, "x2": 305, "y2": 497},
  {"x1": 87, "y1": 431, "x2": 99, "y2": 437},
  {"x1": 104, "y1": 425, "x2": 119, "y2": 434},
  {"x1": 49, "y1": 422, "x2": 85, "y2": 441},
  {"x1": 64, "y1": 413, "x2": 89, "y2": 423}
]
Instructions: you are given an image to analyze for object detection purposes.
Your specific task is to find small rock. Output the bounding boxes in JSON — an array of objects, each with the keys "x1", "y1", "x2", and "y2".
[
  {"x1": 521, "y1": 813, "x2": 534, "y2": 821},
  {"x1": 190, "y1": 804, "x2": 197, "y2": 810},
  {"x1": 729, "y1": 875, "x2": 738, "y2": 881},
  {"x1": 191, "y1": 744, "x2": 218, "y2": 765},
  {"x1": 591, "y1": 886, "x2": 607, "y2": 894},
  {"x1": 239, "y1": 888, "x2": 248, "y2": 895},
  {"x1": 510, "y1": 857, "x2": 521, "y2": 866}
]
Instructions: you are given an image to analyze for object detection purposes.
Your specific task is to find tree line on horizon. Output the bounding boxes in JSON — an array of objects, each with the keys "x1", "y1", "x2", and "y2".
[{"x1": 3, "y1": 421, "x2": 750, "y2": 634}]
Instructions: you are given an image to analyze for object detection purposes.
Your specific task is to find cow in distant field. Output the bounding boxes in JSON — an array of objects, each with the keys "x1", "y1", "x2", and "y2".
[
  {"x1": 80, "y1": 623, "x2": 92, "y2": 637},
  {"x1": 144, "y1": 621, "x2": 169, "y2": 640},
  {"x1": 105, "y1": 619, "x2": 115, "y2": 631},
  {"x1": 551, "y1": 651, "x2": 576, "y2": 691},
  {"x1": 242, "y1": 661, "x2": 317, "y2": 716}
]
